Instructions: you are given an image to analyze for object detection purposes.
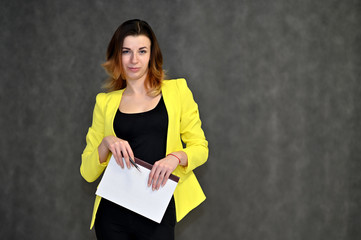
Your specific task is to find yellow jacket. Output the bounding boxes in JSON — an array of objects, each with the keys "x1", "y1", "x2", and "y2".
[{"x1": 80, "y1": 78, "x2": 208, "y2": 229}]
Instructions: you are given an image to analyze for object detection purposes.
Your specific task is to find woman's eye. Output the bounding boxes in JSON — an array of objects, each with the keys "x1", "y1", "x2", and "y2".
[
  {"x1": 122, "y1": 50, "x2": 130, "y2": 54},
  {"x1": 139, "y1": 50, "x2": 147, "y2": 54}
]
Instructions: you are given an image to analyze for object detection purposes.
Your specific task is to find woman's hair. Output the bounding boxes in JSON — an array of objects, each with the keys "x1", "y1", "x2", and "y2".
[{"x1": 102, "y1": 19, "x2": 164, "y2": 95}]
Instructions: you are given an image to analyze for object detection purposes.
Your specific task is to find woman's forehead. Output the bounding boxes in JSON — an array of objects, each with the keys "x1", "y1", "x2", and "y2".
[{"x1": 122, "y1": 35, "x2": 151, "y2": 48}]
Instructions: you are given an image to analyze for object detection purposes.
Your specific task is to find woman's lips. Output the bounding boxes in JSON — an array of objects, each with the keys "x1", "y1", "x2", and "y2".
[{"x1": 128, "y1": 67, "x2": 140, "y2": 72}]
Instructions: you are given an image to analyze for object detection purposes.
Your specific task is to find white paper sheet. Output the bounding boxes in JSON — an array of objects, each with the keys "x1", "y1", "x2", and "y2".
[{"x1": 95, "y1": 156, "x2": 178, "y2": 223}]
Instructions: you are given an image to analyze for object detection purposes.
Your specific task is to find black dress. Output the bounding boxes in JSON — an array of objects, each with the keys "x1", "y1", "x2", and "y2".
[{"x1": 94, "y1": 96, "x2": 176, "y2": 240}]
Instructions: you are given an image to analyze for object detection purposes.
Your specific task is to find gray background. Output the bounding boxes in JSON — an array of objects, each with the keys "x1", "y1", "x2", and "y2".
[{"x1": 1, "y1": 0, "x2": 360, "y2": 239}]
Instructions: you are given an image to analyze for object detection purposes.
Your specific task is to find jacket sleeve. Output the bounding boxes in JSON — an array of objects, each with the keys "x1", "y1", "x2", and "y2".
[
  {"x1": 177, "y1": 79, "x2": 209, "y2": 174},
  {"x1": 80, "y1": 93, "x2": 108, "y2": 182}
]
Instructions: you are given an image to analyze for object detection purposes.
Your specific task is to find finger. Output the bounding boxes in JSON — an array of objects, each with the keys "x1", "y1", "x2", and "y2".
[
  {"x1": 152, "y1": 167, "x2": 163, "y2": 191},
  {"x1": 162, "y1": 171, "x2": 171, "y2": 187},
  {"x1": 121, "y1": 150, "x2": 131, "y2": 169},
  {"x1": 118, "y1": 142, "x2": 132, "y2": 169},
  {"x1": 112, "y1": 142, "x2": 128, "y2": 169},
  {"x1": 111, "y1": 142, "x2": 119, "y2": 159},
  {"x1": 113, "y1": 144, "x2": 124, "y2": 168},
  {"x1": 148, "y1": 163, "x2": 161, "y2": 189},
  {"x1": 148, "y1": 164, "x2": 157, "y2": 187},
  {"x1": 124, "y1": 143, "x2": 134, "y2": 169},
  {"x1": 155, "y1": 170, "x2": 166, "y2": 190}
]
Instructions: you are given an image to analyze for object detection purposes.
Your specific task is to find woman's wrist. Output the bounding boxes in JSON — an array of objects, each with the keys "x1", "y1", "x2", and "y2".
[
  {"x1": 167, "y1": 153, "x2": 181, "y2": 165},
  {"x1": 98, "y1": 139, "x2": 111, "y2": 163}
]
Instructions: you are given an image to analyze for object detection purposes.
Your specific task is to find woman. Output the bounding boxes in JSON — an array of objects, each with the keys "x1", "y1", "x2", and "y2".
[{"x1": 80, "y1": 19, "x2": 208, "y2": 240}]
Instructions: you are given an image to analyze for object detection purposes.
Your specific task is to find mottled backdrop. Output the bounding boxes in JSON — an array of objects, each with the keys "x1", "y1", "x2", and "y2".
[{"x1": 1, "y1": 0, "x2": 360, "y2": 239}]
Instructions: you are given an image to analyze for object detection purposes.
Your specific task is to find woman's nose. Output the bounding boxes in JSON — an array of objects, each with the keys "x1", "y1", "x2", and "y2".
[{"x1": 131, "y1": 53, "x2": 138, "y2": 63}]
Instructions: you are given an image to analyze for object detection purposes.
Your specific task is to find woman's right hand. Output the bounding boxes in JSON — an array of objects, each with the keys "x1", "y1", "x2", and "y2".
[{"x1": 98, "y1": 136, "x2": 134, "y2": 169}]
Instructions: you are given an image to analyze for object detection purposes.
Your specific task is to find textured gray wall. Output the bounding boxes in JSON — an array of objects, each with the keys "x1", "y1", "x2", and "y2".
[{"x1": 1, "y1": 0, "x2": 360, "y2": 239}]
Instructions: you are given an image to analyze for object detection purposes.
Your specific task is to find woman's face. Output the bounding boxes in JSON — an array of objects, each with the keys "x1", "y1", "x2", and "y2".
[{"x1": 121, "y1": 35, "x2": 151, "y2": 82}]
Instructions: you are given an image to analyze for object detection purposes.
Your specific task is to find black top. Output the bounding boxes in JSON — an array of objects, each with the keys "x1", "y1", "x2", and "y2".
[
  {"x1": 113, "y1": 96, "x2": 169, "y2": 165},
  {"x1": 111, "y1": 96, "x2": 175, "y2": 225}
]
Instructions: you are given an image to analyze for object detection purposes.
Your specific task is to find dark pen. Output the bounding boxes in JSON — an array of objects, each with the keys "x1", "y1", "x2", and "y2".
[{"x1": 129, "y1": 157, "x2": 141, "y2": 172}]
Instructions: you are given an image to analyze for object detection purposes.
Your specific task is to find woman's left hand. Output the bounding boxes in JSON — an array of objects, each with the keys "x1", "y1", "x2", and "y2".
[{"x1": 148, "y1": 155, "x2": 179, "y2": 191}]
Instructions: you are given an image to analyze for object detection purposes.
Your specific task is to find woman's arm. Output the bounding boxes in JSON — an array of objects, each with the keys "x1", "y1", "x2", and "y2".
[
  {"x1": 148, "y1": 151, "x2": 187, "y2": 190},
  {"x1": 81, "y1": 93, "x2": 136, "y2": 182},
  {"x1": 80, "y1": 93, "x2": 107, "y2": 182},
  {"x1": 148, "y1": 79, "x2": 208, "y2": 190},
  {"x1": 98, "y1": 135, "x2": 134, "y2": 169},
  {"x1": 177, "y1": 79, "x2": 208, "y2": 174}
]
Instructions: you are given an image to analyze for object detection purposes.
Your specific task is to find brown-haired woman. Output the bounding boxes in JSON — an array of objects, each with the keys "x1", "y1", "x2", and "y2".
[{"x1": 81, "y1": 19, "x2": 208, "y2": 240}]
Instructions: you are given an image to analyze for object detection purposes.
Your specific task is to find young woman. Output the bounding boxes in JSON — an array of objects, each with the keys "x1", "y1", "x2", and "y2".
[{"x1": 80, "y1": 19, "x2": 208, "y2": 240}]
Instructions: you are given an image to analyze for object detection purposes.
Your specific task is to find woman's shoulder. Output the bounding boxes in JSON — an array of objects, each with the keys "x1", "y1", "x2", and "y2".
[
  {"x1": 95, "y1": 89, "x2": 124, "y2": 104},
  {"x1": 163, "y1": 78, "x2": 186, "y2": 84},
  {"x1": 162, "y1": 78, "x2": 189, "y2": 90}
]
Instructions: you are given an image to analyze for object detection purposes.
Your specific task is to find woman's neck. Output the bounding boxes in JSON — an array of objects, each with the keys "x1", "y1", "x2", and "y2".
[{"x1": 124, "y1": 79, "x2": 148, "y2": 96}]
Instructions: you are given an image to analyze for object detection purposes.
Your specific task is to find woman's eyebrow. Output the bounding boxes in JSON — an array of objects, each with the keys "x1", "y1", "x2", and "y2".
[{"x1": 122, "y1": 46, "x2": 148, "y2": 50}]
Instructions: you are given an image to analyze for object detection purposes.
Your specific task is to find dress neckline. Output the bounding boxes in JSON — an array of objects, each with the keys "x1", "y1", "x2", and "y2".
[{"x1": 118, "y1": 95, "x2": 163, "y2": 115}]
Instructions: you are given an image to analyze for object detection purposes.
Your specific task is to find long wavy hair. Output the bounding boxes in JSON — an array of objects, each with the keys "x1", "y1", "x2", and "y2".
[{"x1": 102, "y1": 19, "x2": 164, "y2": 95}]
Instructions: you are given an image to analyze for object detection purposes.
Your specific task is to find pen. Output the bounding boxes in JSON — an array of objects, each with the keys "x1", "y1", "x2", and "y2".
[{"x1": 129, "y1": 157, "x2": 141, "y2": 172}]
